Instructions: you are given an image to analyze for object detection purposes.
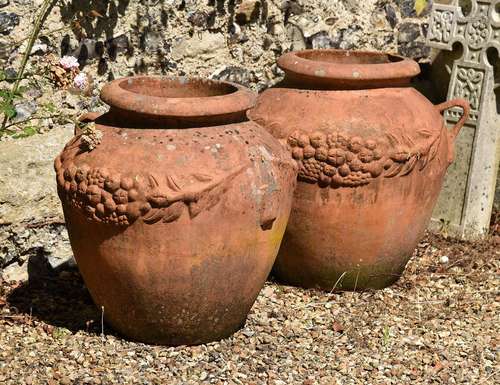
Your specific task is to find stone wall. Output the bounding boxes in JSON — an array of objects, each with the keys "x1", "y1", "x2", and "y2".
[
  {"x1": 1, "y1": 0, "x2": 432, "y2": 91},
  {"x1": 0, "y1": 0, "x2": 434, "y2": 277}
]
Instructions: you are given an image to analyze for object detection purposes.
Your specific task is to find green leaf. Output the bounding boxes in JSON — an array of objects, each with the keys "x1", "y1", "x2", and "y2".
[
  {"x1": 0, "y1": 89, "x2": 11, "y2": 99},
  {"x1": 52, "y1": 327, "x2": 72, "y2": 339},
  {"x1": 415, "y1": 0, "x2": 428, "y2": 16},
  {"x1": 43, "y1": 102, "x2": 56, "y2": 113},
  {"x1": 11, "y1": 126, "x2": 38, "y2": 139},
  {"x1": 0, "y1": 92, "x2": 16, "y2": 119},
  {"x1": 13, "y1": 86, "x2": 27, "y2": 97},
  {"x1": 3, "y1": 105, "x2": 16, "y2": 119}
]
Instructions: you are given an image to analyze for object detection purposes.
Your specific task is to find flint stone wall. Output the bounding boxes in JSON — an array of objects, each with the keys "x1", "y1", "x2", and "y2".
[
  {"x1": 1, "y1": 0, "x2": 432, "y2": 89},
  {"x1": 0, "y1": 0, "x2": 433, "y2": 277}
]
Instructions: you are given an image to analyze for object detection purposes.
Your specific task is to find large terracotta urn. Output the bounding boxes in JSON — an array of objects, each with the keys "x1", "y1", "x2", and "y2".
[
  {"x1": 54, "y1": 76, "x2": 297, "y2": 345},
  {"x1": 248, "y1": 49, "x2": 469, "y2": 291}
]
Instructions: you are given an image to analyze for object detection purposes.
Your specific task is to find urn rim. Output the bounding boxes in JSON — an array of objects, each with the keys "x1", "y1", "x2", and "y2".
[
  {"x1": 100, "y1": 76, "x2": 257, "y2": 119},
  {"x1": 277, "y1": 49, "x2": 421, "y2": 88}
]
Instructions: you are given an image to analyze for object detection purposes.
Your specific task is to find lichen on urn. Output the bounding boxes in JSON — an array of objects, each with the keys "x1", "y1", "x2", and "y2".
[{"x1": 79, "y1": 121, "x2": 103, "y2": 152}]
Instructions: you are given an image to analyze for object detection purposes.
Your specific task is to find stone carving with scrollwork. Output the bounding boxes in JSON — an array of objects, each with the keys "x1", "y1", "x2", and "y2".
[{"x1": 427, "y1": 0, "x2": 500, "y2": 238}]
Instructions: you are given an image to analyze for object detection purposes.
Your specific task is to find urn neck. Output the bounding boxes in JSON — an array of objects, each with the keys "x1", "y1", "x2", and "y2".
[
  {"x1": 278, "y1": 49, "x2": 421, "y2": 90},
  {"x1": 99, "y1": 76, "x2": 257, "y2": 129}
]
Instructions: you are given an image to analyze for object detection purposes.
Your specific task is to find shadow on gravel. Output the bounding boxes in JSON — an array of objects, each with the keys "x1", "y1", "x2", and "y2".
[{"x1": 5, "y1": 257, "x2": 103, "y2": 334}]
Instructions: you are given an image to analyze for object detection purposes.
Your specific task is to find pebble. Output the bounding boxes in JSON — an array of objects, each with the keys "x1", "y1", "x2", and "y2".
[
  {"x1": 310, "y1": 31, "x2": 334, "y2": 49},
  {"x1": 187, "y1": 10, "x2": 209, "y2": 27},
  {"x1": 211, "y1": 65, "x2": 254, "y2": 86},
  {"x1": 398, "y1": 40, "x2": 430, "y2": 60},
  {"x1": 398, "y1": 22, "x2": 422, "y2": 43},
  {"x1": 13, "y1": 100, "x2": 37, "y2": 122},
  {"x1": 0, "y1": 12, "x2": 19, "y2": 35},
  {"x1": 3, "y1": 67, "x2": 16, "y2": 81},
  {"x1": 24, "y1": 87, "x2": 43, "y2": 99},
  {"x1": 0, "y1": 39, "x2": 8, "y2": 59},
  {"x1": 330, "y1": 25, "x2": 362, "y2": 50},
  {"x1": 384, "y1": 4, "x2": 398, "y2": 28},
  {"x1": 235, "y1": 0, "x2": 261, "y2": 24}
]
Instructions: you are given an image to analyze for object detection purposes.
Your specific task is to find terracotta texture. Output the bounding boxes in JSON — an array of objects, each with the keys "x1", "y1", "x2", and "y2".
[
  {"x1": 249, "y1": 49, "x2": 470, "y2": 291},
  {"x1": 54, "y1": 76, "x2": 297, "y2": 345}
]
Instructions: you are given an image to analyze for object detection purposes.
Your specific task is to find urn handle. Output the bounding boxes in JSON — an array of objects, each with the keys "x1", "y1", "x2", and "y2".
[
  {"x1": 435, "y1": 99, "x2": 470, "y2": 163},
  {"x1": 436, "y1": 99, "x2": 470, "y2": 140}
]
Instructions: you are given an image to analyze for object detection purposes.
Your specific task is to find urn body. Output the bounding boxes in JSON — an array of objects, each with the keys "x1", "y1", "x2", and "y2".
[
  {"x1": 249, "y1": 50, "x2": 469, "y2": 290},
  {"x1": 55, "y1": 77, "x2": 297, "y2": 344}
]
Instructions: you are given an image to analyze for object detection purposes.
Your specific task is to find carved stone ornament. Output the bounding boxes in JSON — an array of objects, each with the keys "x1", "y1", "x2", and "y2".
[
  {"x1": 428, "y1": 0, "x2": 499, "y2": 123},
  {"x1": 427, "y1": 0, "x2": 500, "y2": 238}
]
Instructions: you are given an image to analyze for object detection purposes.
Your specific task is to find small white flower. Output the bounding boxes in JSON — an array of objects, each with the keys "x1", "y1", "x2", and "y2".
[
  {"x1": 73, "y1": 72, "x2": 88, "y2": 90},
  {"x1": 439, "y1": 255, "x2": 449, "y2": 264},
  {"x1": 59, "y1": 55, "x2": 79, "y2": 69}
]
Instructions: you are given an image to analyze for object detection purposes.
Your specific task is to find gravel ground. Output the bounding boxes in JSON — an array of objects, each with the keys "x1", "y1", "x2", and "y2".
[{"x1": 0, "y1": 231, "x2": 498, "y2": 385}]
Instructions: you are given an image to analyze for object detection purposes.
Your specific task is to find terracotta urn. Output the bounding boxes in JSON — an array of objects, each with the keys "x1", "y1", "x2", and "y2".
[
  {"x1": 54, "y1": 76, "x2": 297, "y2": 345},
  {"x1": 248, "y1": 49, "x2": 469, "y2": 291}
]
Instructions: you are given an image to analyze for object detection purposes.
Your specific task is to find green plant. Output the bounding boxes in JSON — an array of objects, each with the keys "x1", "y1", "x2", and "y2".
[
  {"x1": 439, "y1": 218, "x2": 451, "y2": 238},
  {"x1": 0, "y1": 69, "x2": 22, "y2": 120},
  {"x1": 0, "y1": 89, "x2": 18, "y2": 121},
  {"x1": 1, "y1": 0, "x2": 58, "y2": 134},
  {"x1": 52, "y1": 326, "x2": 72, "y2": 339},
  {"x1": 415, "y1": 0, "x2": 429, "y2": 16},
  {"x1": 41, "y1": 101, "x2": 57, "y2": 114},
  {"x1": 10, "y1": 125, "x2": 39, "y2": 139},
  {"x1": 382, "y1": 325, "x2": 391, "y2": 346},
  {"x1": 0, "y1": 94, "x2": 29, "y2": 124}
]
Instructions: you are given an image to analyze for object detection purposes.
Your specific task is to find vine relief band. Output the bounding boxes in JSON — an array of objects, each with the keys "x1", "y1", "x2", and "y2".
[
  {"x1": 286, "y1": 128, "x2": 442, "y2": 188},
  {"x1": 55, "y1": 138, "x2": 246, "y2": 227}
]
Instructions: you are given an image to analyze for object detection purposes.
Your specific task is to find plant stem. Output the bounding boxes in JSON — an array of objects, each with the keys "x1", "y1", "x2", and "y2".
[
  {"x1": 1, "y1": 0, "x2": 58, "y2": 131},
  {"x1": 12, "y1": 0, "x2": 58, "y2": 94},
  {"x1": 2, "y1": 114, "x2": 66, "y2": 130}
]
